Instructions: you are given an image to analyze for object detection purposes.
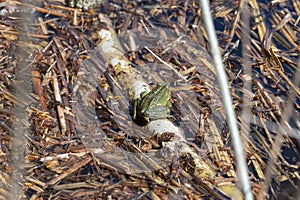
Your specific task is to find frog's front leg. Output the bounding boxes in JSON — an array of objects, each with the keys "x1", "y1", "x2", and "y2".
[{"x1": 144, "y1": 105, "x2": 171, "y2": 120}]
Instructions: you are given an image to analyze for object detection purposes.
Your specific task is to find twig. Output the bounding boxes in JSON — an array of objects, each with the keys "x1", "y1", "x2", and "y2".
[
  {"x1": 0, "y1": 30, "x2": 50, "y2": 39},
  {"x1": 32, "y1": 69, "x2": 47, "y2": 110},
  {"x1": 47, "y1": 156, "x2": 92, "y2": 185},
  {"x1": 144, "y1": 46, "x2": 187, "y2": 82},
  {"x1": 52, "y1": 71, "x2": 67, "y2": 133},
  {"x1": 22, "y1": 3, "x2": 70, "y2": 18}
]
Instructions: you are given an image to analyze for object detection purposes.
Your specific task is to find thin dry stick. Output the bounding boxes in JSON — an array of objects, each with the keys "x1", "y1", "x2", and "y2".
[
  {"x1": 144, "y1": 46, "x2": 187, "y2": 82},
  {"x1": 52, "y1": 71, "x2": 67, "y2": 133},
  {"x1": 224, "y1": 0, "x2": 243, "y2": 51},
  {"x1": 0, "y1": 30, "x2": 50, "y2": 39},
  {"x1": 199, "y1": 0, "x2": 254, "y2": 199},
  {"x1": 47, "y1": 157, "x2": 92, "y2": 186},
  {"x1": 22, "y1": 2, "x2": 70, "y2": 18}
]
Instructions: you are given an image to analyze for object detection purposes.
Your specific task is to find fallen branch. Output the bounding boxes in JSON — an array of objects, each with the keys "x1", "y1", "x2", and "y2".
[{"x1": 85, "y1": 13, "x2": 243, "y2": 199}]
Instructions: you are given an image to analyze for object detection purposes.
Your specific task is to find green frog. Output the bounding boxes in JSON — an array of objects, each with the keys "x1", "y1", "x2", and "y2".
[{"x1": 132, "y1": 84, "x2": 172, "y2": 125}]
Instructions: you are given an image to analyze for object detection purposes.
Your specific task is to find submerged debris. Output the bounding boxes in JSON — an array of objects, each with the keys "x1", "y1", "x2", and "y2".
[{"x1": 0, "y1": 0, "x2": 299, "y2": 199}]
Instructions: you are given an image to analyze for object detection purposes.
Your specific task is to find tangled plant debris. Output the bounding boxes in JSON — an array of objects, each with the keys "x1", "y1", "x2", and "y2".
[{"x1": 0, "y1": 0, "x2": 299, "y2": 199}]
